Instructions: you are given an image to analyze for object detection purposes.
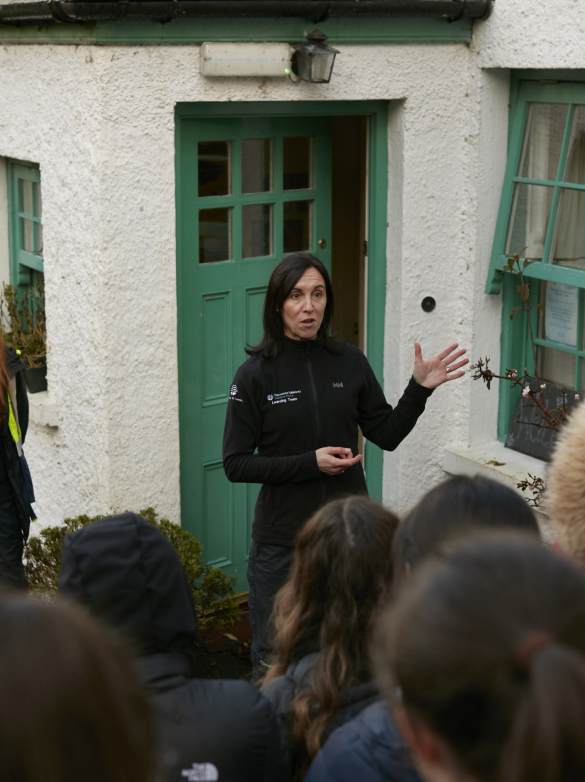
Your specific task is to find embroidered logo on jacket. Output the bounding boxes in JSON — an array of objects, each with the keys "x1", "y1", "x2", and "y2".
[
  {"x1": 181, "y1": 763, "x2": 219, "y2": 781},
  {"x1": 268, "y1": 390, "x2": 301, "y2": 404},
  {"x1": 333, "y1": 382, "x2": 344, "y2": 388},
  {"x1": 230, "y1": 384, "x2": 238, "y2": 396}
]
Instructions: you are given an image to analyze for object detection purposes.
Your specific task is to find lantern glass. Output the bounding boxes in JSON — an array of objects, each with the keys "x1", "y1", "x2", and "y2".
[{"x1": 293, "y1": 40, "x2": 339, "y2": 84}]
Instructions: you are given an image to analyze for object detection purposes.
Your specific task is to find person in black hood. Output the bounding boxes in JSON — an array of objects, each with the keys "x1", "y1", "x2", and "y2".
[
  {"x1": 223, "y1": 252, "x2": 468, "y2": 679},
  {"x1": 0, "y1": 339, "x2": 35, "y2": 589},
  {"x1": 58, "y1": 512, "x2": 290, "y2": 782}
]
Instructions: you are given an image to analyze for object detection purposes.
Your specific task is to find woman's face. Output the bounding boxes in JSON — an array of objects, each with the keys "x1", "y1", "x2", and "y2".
[{"x1": 280, "y1": 268, "x2": 327, "y2": 341}]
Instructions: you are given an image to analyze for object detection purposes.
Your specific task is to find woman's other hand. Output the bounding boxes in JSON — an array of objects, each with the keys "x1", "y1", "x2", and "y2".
[
  {"x1": 413, "y1": 342, "x2": 468, "y2": 389},
  {"x1": 316, "y1": 447, "x2": 362, "y2": 475}
]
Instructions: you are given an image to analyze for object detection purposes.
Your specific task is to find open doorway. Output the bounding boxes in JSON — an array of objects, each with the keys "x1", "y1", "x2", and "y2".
[{"x1": 331, "y1": 116, "x2": 368, "y2": 350}]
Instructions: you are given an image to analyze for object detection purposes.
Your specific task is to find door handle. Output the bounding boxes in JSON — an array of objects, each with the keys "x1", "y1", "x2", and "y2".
[{"x1": 318, "y1": 238, "x2": 327, "y2": 249}]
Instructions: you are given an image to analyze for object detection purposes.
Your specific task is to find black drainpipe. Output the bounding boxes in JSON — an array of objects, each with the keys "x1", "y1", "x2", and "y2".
[{"x1": 0, "y1": 0, "x2": 493, "y2": 25}]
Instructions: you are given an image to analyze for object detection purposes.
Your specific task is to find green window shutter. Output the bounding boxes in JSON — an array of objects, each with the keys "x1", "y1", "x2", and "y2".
[
  {"x1": 488, "y1": 77, "x2": 585, "y2": 441},
  {"x1": 7, "y1": 160, "x2": 44, "y2": 293}
]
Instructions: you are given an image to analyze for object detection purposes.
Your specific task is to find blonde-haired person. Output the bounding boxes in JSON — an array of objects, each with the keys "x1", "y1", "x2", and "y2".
[
  {"x1": 261, "y1": 495, "x2": 416, "y2": 781},
  {"x1": 373, "y1": 532, "x2": 585, "y2": 782},
  {"x1": 547, "y1": 400, "x2": 585, "y2": 566}
]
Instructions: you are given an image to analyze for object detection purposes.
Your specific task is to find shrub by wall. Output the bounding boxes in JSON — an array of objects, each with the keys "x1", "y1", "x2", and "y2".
[{"x1": 24, "y1": 507, "x2": 240, "y2": 631}]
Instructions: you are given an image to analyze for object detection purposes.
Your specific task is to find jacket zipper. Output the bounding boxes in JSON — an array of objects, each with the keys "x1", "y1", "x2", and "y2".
[{"x1": 306, "y1": 344, "x2": 327, "y2": 503}]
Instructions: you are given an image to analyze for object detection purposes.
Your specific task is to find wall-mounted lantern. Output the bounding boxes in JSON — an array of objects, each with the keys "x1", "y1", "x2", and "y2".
[{"x1": 292, "y1": 29, "x2": 339, "y2": 84}]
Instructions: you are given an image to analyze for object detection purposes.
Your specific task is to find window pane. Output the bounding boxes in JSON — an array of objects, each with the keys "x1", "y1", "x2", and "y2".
[
  {"x1": 242, "y1": 203, "x2": 272, "y2": 259},
  {"x1": 21, "y1": 218, "x2": 34, "y2": 253},
  {"x1": 283, "y1": 200, "x2": 312, "y2": 253},
  {"x1": 241, "y1": 139, "x2": 272, "y2": 194},
  {"x1": 518, "y1": 103, "x2": 568, "y2": 181},
  {"x1": 34, "y1": 182, "x2": 42, "y2": 218},
  {"x1": 551, "y1": 188, "x2": 585, "y2": 269},
  {"x1": 35, "y1": 222, "x2": 43, "y2": 256},
  {"x1": 198, "y1": 141, "x2": 230, "y2": 197},
  {"x1": 19, "y1": 179, "x2": 33, "y2": 215},
  {"x1": 199, "y1": 208, "x2": 231, "y2": 264},
  {"x1": 538, "y1": 345, "x2": 575, "y2": 389},
  {"x1": 283, "y1": 138, "x2": 312, "y2": 190},
  {"x1": 561, "y1": 105, "x2": 585, "y2": 185},
  {"x1": 505, "y1": 183, "x2": 554, "y2": 260},
  {"x1": 539, "y1": 280, "x2": 579, "y2": 348}
]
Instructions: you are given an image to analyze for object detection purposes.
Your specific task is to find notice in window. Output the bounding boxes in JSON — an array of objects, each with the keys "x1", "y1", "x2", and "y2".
[{"x1": 545, "y1": 282, "x2": 579, "y2": 349}]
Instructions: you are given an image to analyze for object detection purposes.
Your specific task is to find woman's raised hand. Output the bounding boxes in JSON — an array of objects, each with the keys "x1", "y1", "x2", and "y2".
[
  {"x1": 316, "y1": 447, "x2": 362, "y2": 476},
  {"x1": 412, "y1": 342, "x2": 468, "y2": 389}
]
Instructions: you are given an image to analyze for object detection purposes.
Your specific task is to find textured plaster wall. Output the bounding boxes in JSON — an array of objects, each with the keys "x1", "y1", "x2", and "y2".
[{"x1": 2, "y1": 3, "x2": 584, "y2": 528}]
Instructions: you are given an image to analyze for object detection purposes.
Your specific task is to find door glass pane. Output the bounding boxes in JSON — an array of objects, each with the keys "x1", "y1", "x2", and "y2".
[
  {"x1": 283, "y1": 137, "x2": 312, "y2": 190},
  {"x1": 198, "y1": 141, "x2": 230, "y2": 197},
  {"x1": 241, "y1": 139, "x2": 272, "y2": 194},
  {"x1": 199, "y1": 207, "x2": 231, "y2": 264},
  {"x1": 562, "y1": 106, "x2": 585, "y2": 184},
  {"x1": 518, "y1": 103, "x2": 568, "y2": 181},
  {"x1": 283, "y1": 200, "x2": 312, "y2": 253},
  {"x1": 538, "y1": 345, "x2": 575, "y2": 389},
  {"x1": 505, "y1": 183, "x2": 554, "y2": 260},
  {"x1": 552, "y1": 188, "x2": 585, "y2": 268},
  {"x1": 21, "y1": 218, "x2": 34, "y2": 253},
  {"x1": 242, "y1": 204, "x2": 272, "y2": 259},
  {"x1": 19, "y1": 179, "x2": 33, "y2": 215}
]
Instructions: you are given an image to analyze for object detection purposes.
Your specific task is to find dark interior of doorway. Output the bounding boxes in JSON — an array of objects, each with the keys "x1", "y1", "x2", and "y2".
[{"x1": 331, "y1": 116, "x2": 368, "y2": 351}]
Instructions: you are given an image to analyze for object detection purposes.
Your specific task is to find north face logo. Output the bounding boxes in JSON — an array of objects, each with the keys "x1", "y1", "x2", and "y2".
[
  {"x1": 333, "y1": 382, "x2": 344, "y2": 388},
  {"x1": 181, "y1": 763, "x2": 219, "y2": 781}
]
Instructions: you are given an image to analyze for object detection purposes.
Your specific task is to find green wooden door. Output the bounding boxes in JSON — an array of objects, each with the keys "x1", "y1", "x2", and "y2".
[{"x1": 178, "y1": 116, "x2": 332, "y2": 591}]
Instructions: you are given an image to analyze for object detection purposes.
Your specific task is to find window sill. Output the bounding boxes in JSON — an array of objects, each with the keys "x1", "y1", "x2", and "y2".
[
  {"x1": 28, "y1": 390, "x2": 58, "y2": 428},
  {"x1": 443, "y1": 442, "x2": 555, "y2": 544}
]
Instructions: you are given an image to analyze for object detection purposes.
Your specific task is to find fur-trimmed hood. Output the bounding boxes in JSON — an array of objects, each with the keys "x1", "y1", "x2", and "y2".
[{"x1": 548, "y1": 402, "x2": 585, "y2": 567}]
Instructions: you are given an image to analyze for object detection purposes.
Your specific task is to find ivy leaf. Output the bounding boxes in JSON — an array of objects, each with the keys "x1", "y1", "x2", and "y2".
[
  {"x1": 506, "y1": 257, "x2": 516, "y2": 272},
  {"x1": 517, "y1": 284, "x2": 530, "y2": 303},
  {"x1": 510, "y1": 306, "x2": 523, "y2": 321}
]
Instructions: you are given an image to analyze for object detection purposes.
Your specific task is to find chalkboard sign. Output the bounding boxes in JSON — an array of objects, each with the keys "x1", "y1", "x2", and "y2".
[{"x1": 505, "y1": 382, "x2": 577, "y2": 462}]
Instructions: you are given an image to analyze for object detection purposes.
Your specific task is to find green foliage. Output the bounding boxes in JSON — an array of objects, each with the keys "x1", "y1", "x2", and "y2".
[
  {"x1": 24, "y1": 507, "x2": 240, "y2": 632},
  {"x1": 0, "y1": 283, "x2": 46, "y2": 368}
]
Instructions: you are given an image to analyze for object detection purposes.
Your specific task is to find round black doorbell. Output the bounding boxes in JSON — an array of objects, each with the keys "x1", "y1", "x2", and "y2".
[{"x1": 421, "y1": 296, "x2": 436, "y2": 313}]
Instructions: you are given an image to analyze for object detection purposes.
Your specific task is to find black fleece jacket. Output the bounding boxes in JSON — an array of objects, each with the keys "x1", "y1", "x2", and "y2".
[{"x1": 223, "y1": 336, "x2": 433, "y2": 546}]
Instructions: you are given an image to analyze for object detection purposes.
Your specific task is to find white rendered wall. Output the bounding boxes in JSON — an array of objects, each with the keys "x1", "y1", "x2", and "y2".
[{"x1": 0, "y1": 1, "x2": 583, "y2": 528}]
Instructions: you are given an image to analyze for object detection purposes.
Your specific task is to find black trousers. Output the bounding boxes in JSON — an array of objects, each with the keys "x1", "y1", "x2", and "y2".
[
  {"x1": 0, "y1": 499, "x2": 27, "y2": 589},
  {"x1": 247, "y1": 540, "x2": 294, "y2": 682}
]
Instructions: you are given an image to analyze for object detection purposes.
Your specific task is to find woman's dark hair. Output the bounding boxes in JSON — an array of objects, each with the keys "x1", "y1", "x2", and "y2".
[
  {"x1": 393, "y1": 475, "x2": 539, "y2": 576},
  {"x1": 263, "y1": 495, "x2": 399, "y2": 774},
  {"x1": 373, "y1": 532, "x2": 585, "y2": 782},
  {"x1": 0, "y1": 593, "x2": 157, "y2": 782},
  {"x1": 247, "y1": 252, "x2": 339, "y2": 360}
]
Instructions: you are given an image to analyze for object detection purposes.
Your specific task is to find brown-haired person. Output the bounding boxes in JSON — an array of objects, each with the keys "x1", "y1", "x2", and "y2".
[
  {"x1": 260, "y1": 496, "x2": 409, "y2": 780},
  {"x1": 373, "y1": 533, "x2": 585, "y2": 782},
  {"x1": 0, "y1": 592, "x2": 157, "y2": 782},
  {"x1": 0, "y1": 339, "x2": 35, "y2": 589},
  {"x1": 393, "y1": 474, "x2": 540, "y2": 578},
  {"x1": 223, "y1": 252, "x2": 467, "y2": 679}
]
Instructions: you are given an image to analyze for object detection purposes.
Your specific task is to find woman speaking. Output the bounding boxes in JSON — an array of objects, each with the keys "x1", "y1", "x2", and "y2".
[{"x1": 223, "y1": 253, "x2": 467, "y2": 679}]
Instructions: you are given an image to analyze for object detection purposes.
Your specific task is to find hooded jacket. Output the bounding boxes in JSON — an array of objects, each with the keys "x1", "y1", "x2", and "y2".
[
  {"x1": 304, "y1": 700, "x2": 423, "y2": 782},
  {"x1": 58, "y1": 512, "x2": 290, "y2": 782},
  {"x1": 223, "y1": 336, "x2": 433, "y2": 546}
]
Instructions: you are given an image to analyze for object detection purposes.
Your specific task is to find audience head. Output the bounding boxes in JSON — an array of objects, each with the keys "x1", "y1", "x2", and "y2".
[
  {"x1": 548, "y1": 401, "x2": 585, "y2": 567},
  {"x1": 374, "y1": 532, "x2": 585, "y2": 782},
  {"x1": 58, "y1": 511, "x2": 197, "y2": 657},
  {"x1": 265, "y1": 495, "x2": 399, "y2": 762},
  {"x1": 0, "y1": 593, "x2": 156, "y2": 782},
  {"x1": 394, "y1": 475, "x2": 539, "y2": 576}
]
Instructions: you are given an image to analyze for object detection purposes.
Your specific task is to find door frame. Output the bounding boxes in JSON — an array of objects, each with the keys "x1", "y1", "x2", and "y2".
[{"x1": 175, "y1": 100, "x2": 389, "y2": 533}]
